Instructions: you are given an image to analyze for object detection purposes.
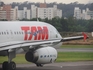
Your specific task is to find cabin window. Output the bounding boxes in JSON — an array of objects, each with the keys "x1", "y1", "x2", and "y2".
[
  {"x1": 19, "y1": 32, "x2": 21, "y2": 34},
  {"x1": 14, "y1": 32, "x2": 16, "y2": 34},
  {"x1": 7, "y1": 32, "x2": 9, "y2": 34},
  {"x1": 17, "y1": 32, "x2": 19, "y2": 34},
  {"x1": 0, "y1": 31, "x2": 9, "y2": 35},
  {"x1": 22, "y1": 32, "x2": 24, "y2": 34},
  {"x1": 44, "y1": 55, "x2": 46, "y2": 57},
  {"x1": 2, "y1": 32, "x2": 3, "y2": 35},
  {"x1": 40, "y1": 55, "x2": 43, "y2": 58}
]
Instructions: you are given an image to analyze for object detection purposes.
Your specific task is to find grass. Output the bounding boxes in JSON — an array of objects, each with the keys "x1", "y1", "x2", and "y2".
[
  {"x1": 0, "y1": 54, "x2": 30, "y2": 64},
  {"x1": 57, "y1": 52, "x2": 93, "y2": 62},
  {"x1": 0, "y1": 52, "x2": 93, "y2": 64},
  {"x1": 61, "y1": 45, "x2": 93, "y2": 48}
]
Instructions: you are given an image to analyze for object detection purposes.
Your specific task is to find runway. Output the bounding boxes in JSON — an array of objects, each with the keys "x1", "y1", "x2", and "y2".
[{"x1": 0, "y1": 61, "x2": 93, "y2": 70}]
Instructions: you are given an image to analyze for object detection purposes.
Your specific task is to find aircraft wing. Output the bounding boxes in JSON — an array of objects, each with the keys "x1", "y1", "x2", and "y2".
[
  {"x1": 0, "y1": 39, "x2": 61, "y2": 51},
  {"x1": 0, "y1": 32, "x2": 88, "y2": 51},
  {"x1": 61, "y1": 32, "x2": 89, "y2": 42}
]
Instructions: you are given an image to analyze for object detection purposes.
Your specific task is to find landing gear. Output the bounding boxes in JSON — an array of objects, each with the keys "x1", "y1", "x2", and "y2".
[
  {"x1": 2, "y1": 50, "x2": 16, "y2": 70},
  {"x1": 36, "y1": 64, "x2": 43, "y2": 67},
  {"x1": 2, "y1": 61, "x2": 16, "y2": 70}
]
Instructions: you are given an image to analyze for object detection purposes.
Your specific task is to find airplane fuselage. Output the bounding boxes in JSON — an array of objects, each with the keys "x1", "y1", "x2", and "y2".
[{"x1": 0, "y1": 21, "x2": 62, "y2": 52}]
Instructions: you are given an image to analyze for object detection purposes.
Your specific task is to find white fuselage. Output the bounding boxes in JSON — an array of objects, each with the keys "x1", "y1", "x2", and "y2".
[{"x1": 0, "y1": 21, "x2": 62, "y2": 52}]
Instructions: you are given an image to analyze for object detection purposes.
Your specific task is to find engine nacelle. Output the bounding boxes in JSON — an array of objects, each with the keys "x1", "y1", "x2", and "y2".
[{"x1": 25, "y1": 47, "x2": 57, "y2": 64}]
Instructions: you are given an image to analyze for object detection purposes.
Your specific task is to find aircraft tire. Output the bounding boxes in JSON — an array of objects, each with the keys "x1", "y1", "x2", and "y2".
[
  {"x1": 36, "y1": 64, "x2": 43, "y2": 67},
  {"x1": 2, "y1": 61, "x2": 8, "y2": 70},
  {"x1": 9, "y1": 62, "x2": 16, "y2": 70},
  {"x1": 2, "y1": 61, "x2": 16, "y2": 70}
]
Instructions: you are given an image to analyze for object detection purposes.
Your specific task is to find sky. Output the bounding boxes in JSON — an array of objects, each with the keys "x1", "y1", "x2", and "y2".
[{"x1": 1, "y1": 0, "x2": 93, "y2": 4}]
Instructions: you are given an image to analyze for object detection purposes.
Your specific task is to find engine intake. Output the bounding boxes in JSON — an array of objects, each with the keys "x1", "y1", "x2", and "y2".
[{"x1": 25, "y1": 47, "x2": 57, "y2": 64}]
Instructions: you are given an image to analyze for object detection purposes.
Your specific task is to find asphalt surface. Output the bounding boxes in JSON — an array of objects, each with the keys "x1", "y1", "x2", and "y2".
[{"x1": 0, "y1": 61, "x2": 93, "y2": 70}]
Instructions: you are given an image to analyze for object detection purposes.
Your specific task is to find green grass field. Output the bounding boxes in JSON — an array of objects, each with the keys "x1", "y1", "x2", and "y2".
[
  {"x1": 0, "y1": 54, "x2": 30, "y2": 64},
  {"x1": 61, "y1": 45, "x2": 93, "y2": 48},
  {"x1": 0, "y1": 52, "x2": 93, "y2": 64},
  {"x1": 57, "y1": 52, "x2": 93, "y2": 62}
]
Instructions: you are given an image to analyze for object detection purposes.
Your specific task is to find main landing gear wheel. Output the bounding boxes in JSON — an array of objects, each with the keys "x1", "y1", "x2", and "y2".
[
  {"x1": 9, "y1": 62, "x2": 16, "y2": 70},
  {"x1": 36, "y1": 64, "x2": 43, "y2": 67},
  {"x1": 2, "y1": 61, "x2": 16, "y2": 70},
  {"x1": 2, "y1": 61, "x2": 8, "y2": 70}
]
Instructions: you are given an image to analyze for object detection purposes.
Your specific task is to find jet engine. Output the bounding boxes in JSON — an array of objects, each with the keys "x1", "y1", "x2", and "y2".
[{"x1": 25, "y1": 47, "x2": 57, "y2": 64}]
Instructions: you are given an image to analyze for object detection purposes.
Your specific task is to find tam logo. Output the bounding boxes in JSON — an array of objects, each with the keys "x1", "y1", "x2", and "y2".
[{"x1": 21, "y1": 26, "x2": 49, "y2": 40}]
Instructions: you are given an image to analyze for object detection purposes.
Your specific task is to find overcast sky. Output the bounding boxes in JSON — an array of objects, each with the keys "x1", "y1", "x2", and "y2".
[{"x1": 1, "y1": 0, "x2": 93, "y2": 4}]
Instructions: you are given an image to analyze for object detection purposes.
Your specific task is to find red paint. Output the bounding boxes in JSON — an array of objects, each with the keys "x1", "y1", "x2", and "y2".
[
  {"x1": 82, "y1": 32, "x2": 88, "y2": 41},
  {"x1": 43, "y1": 26, "x2": 48, "y2": 39},
  {"x1": 21, "y1": 26, "x2": 49, "y2": 40},
  {"x1": 28, "y1": 26, "x2": 37, "y2": 40},
  {"x1": 37, "y1": 27, "x2": 42, "y2": 40},
  {"x1": 21, "y1": 26, "x2": 29, "y2": 40}
]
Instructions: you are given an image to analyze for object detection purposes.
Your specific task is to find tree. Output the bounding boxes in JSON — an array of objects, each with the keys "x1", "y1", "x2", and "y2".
[
  {"x1": 20, "y1": 17, "x2": 92, "y2": 32},
  {"x1": 60, "y1": 18, "x2": 69, "y2": 32},
  {"x1": 87, "y1": 20, "x2": 93, "y2": 32}
]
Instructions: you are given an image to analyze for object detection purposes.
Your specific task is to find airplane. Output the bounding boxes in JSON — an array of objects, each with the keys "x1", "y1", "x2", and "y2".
[{"x1": 0, "y1": 21, "x2": 88, "y2": 70}]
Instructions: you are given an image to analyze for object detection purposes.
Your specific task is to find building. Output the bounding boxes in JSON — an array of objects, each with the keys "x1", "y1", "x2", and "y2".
[
  {"x1": 86, "y1": 9, "x2": 93, "y2": 20},
  {"x1": 82, "y1": 8, "x2": 93, "y2": 20},
  {"x1": 39, "y1": 0, "x2": 47, "y2": 8},
  {"x1": 23, "y1": 7, "x2": 30, "y2": 19},
  {"x1": 0, "y1": 5, "x2": 18, "y2": 21},
  {"x1": 37, "y1": 5, "x2": 62, "y2": 19},
  {"x1": 17, "y1": 4, "x2": 62, "y2": 20},
  {"x1": 0, "y1": 1, "x2": 62, "y2": 20},
  {"x1": 31, "y1": 5, "x2": 37, "y2": 19},
  {"x1": 74, "y1": 7, "x2": 82, "y2": 19},
  {"x1": 74, "y1": 7, "x2": 93, "y2": 20},
  {"x1": 39, "y1": 3, "x2": 47, "y2": 8},
  {"x1": 37, "y1": 7, "x2": 54, "y2": 19},
  {"x1": 16, "y1": 6, "x2": 31, "y2": 20}
]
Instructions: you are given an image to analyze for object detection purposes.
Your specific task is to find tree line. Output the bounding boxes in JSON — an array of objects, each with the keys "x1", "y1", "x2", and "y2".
[
  {"x1": 20, "y1": 17, "x2": 93, "y2": 32},
  {"x1": 1, "y1": 17, "x2": 93, "y2": 32}
]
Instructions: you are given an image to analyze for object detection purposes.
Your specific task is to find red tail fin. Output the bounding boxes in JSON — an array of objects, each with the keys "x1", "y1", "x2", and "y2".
[{"x1": 82, "y1": 32, "x2": 88, "y2": 41}]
